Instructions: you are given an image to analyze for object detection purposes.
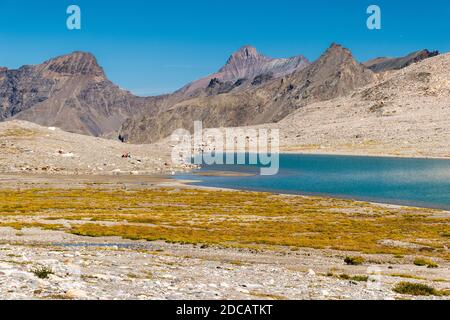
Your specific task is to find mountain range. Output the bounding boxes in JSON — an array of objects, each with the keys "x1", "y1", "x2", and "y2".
[
  {"x1": 0, "y1": 45, "x2": 439, "y2": 143},
  {"x1": 0, "y1": 52, "x2": 166, "y2": 138},
  {"x1": 176, "y1": 45, "x2": 309, "y2": 97}
]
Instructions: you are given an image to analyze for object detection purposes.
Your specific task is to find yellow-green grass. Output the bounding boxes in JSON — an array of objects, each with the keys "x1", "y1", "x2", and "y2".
[
  {"x1": 344, "y1": 256, "x2": 365, "y2": 265},
  {"x1": 30, "y1": 266, "x2": 53, "y2": 279},
  {"x1": 326, "y1": 273, "x2": 369, "y2": 282},
  {"x1": 0, "y1": 222, "x2": 63, "y2": 231},
  {"x1": 250, "y1": 292, "x2": 287, "y2": 300},
  {"x1": 0, "y1": 188, "x2": 448, "y2": 259},
  {"x1": 0, "y1": 127, "x2": 38, "y2": 138},
  {"x1": 413, "y1": 257, "x2": 439, "y2": 268},
  {"x1": 393, "y1": 282, "x2": 450, "y2": 296}
]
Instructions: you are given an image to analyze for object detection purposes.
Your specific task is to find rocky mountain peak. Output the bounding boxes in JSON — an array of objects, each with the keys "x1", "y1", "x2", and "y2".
[
  {"x1": 321, "y1": 43, "x2": 354, "y2": 61},
  {"x1": 219, "y1": 45, "x2": 270, "y2": 72},
  {"x1": 303, "y1": 43, "x2": 371, "y2": 79},
  {"x1": 178, "y1": 45, "x2": 309, "y2": 95},
  {"x1": 281, "y1": 43, "x2": 375, "y2": 107},
  {"x1": 232, "y1": 45, "x2": 259, "y2": 58},
  {"x1": 41, "y1": 51, "x2": 105, "y2": 77}
]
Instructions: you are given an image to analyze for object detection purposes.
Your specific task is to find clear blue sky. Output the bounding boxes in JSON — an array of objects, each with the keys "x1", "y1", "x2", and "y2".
[{"x1": 1, "y1": 0, "x2": 449, "y2": 95}]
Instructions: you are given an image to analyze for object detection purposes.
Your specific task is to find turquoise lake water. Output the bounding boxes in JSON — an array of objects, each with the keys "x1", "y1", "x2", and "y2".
[{"x1": 175, "y1": 154, "x2": 450, "y2": 210}]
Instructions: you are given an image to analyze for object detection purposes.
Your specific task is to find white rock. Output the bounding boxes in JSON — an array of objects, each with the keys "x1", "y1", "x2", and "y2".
[
  {"x1": 244, "y1": 283, "x2": 263, "y2": 290},
  {"x1": 93, "y1": 274, "x2": 119, "y2": 281},
  {"x1": 65, "y1": 289, "x2": 88, "y2": 299},
  {"x1": 307, "y1": 269, "x2": 316, "y2": 276},
  {"x1": 61, "y1": 153, "x2": 74, "y2": 158},
  {"x1": 236, "y1": 288, "x2": 250, "y2": 294},
  {"x1": 321, "y1": 289, "x2": 330, "y2": 296}
]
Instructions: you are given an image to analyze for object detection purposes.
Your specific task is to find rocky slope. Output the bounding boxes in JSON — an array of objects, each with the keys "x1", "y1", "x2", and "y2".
[
  {"x1": 364, "y1": 49, "x2": 439, "y2": 73},
  {"x1": 120, "y1": 44, "x2": 376, "y2": 143},
  {"x1": 0, "y1": 52, "x2": 164, "y2": 137},
  {"x1": 1, "y1": 230, "x2": 448, "y2": 300},
  {"x1": 197, "y1": 53, "x2": 450, "y2": 158},
  {"x1": 275, "y1": 52, "x2": 450, "y2": 157},
  {"x1": 0, "y1": 120, "x2": 191, "y2": 175}
]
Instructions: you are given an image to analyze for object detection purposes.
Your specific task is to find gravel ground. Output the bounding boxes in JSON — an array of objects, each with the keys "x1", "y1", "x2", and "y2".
[{"x1": 0, "y1": 120, "x2": 194, "y2": 175}]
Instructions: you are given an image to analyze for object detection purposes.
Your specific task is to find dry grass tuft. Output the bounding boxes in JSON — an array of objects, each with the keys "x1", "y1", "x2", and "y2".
[{"x1": 393, "y1": 282, "x2": 449, "y2": 296}]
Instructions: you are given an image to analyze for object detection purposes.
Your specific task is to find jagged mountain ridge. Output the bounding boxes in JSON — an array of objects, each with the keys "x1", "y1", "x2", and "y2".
[
  {"x1": 364, "y1": 49, "x2": 439, "y2": 73},
  {"x1": 0, "y1": 46, "x2": 309, "y2": 138},
  {"x1": 120, "y1": 44, "x2": 376, "y2": 143},
  {"x1": 1, "y1": 45, "x2": 440, "y2": 143},
  {"x1": 176, "y1": 45, "x2": 310, "y2": 97}
]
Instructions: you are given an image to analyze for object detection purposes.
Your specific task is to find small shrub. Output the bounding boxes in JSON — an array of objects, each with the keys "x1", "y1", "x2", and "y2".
[
  {"x1": 350, "y1": 275, "x2": 369, "y2": 282},
  {"x1": 339, "y1": 274, "x2": 368, "y2": 282},
  {"x1": 413, "y1": 258, "x2": 438, "y2": 268},
  {"x1": 393, "y1": 282, "x2": 437, "y2": 296},
  {"x1": 344, "y1": 256, "x2": 365, "y2": 265},
  {"x1": 31, "y1": 266, "x2": 53, "y2": 279},
  {"x1": 390, "y1": 273, "x2": 423, "y2": 280},
  {"x1": 439, "y1": 290, "x2": 450, "y2": 296}
]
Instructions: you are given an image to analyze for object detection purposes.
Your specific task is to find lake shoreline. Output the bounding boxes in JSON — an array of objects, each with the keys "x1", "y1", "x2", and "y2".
[
  {"x1": 2, "y1": 167, "x2": 449, "y2": 211},
  {"x1": 178, "y1": 153, "x2": 450, "y2": 211},
  {"x1": 279, "y1": 150, "x2": 450, "y2": 160},
  {"x1": 176, "y1": 177, "x2": 450, "y2": 212}
]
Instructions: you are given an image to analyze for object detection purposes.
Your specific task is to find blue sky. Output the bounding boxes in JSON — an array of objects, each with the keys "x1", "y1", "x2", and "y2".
[{"x1": 0, "y1": 0, "x2": 449, "y2": 95}]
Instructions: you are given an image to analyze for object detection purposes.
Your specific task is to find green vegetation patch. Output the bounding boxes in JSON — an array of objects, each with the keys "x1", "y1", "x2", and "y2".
[
  {"x1": 31, "y1": 266, "x2": 53, "y2": 279},
  {"x1": 0, "y1": 188, "x2": 448, "y2": 259},
  {"x1": 344, "y1": 256, "x2": 365, "y2": 265},
  {"x1": 0, "y1": 127, "x2": 38, "y2": 138},
  {"x1": 413, "y1": 258, "x2": 439, "y2": 268},
  {"x1": 393, "y1": 282, "x2": 449, "y2": 296}
]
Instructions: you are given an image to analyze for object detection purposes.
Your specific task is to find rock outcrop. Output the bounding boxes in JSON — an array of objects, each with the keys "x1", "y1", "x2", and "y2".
[{"x1": 364, "y1": 49, "x2": 439, "y2": 73}]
